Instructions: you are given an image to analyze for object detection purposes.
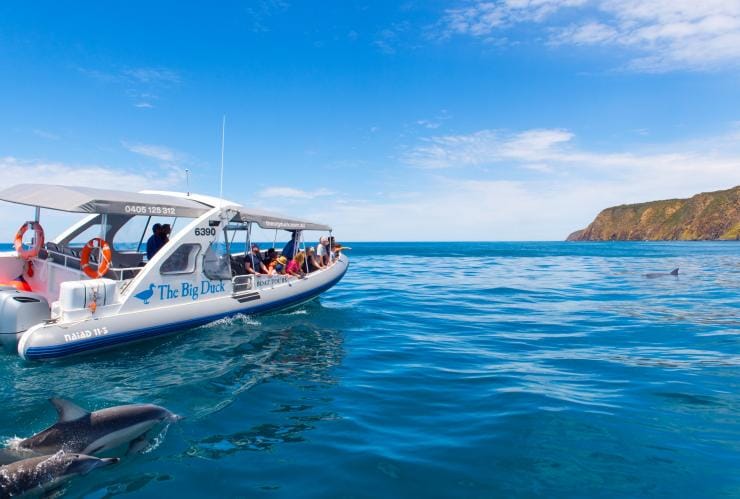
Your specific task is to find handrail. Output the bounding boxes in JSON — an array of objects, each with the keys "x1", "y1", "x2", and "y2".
[{"x1": 41, "y1": 249, "x2": 145, "y2": 281}]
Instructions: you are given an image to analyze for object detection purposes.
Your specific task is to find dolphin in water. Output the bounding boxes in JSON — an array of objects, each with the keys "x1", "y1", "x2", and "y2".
[
  {"x1": 6, "y1": 398, "x2": 181, "y2": 462},
  {"x1": 0, "y1": 452, "x2": 118, "y2": 497},
  {"x1": 644, "y1": 268, "x2": 679, "y2": 279}
]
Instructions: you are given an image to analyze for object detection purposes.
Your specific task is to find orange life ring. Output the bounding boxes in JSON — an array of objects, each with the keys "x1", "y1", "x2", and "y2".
[
  {"x1": 14, "y1": 222, "x2": 45, "y2": 260},
  {"x1": 80, "y1": 238, "x2": 112, "y2": 279}
]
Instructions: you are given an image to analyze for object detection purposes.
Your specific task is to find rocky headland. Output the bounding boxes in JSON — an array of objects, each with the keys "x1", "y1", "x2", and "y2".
[{"x1": 567, "y1": 186, "x2": 740, "y2": 241}]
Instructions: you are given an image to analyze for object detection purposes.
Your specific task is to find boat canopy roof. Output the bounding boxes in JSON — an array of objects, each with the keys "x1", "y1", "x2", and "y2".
[
  {"x1": 231, "y1": 209, "x2": 331, "y2": 232},
  {"x1": 0, "y1": 184, "x2": 211, "y2": 218},
  {"x1": 0, "y1": 183, "x2": 332, "y2": 231}
]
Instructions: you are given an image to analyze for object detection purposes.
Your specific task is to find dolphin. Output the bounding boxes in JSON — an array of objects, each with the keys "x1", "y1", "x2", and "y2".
[
  {"x1": 644, "y1": 268, "x2": 679, "y2": 279},
  {"x1": 0, "y1": 452, "x2": 118, "y2": 497},
  {"x1": 13, "y1": 398, "x2": 181, "y2": 459}
]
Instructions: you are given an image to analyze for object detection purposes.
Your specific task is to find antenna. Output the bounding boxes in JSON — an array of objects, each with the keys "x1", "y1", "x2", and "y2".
[
  {"x1": 185, "y1": 168, "x2": 191, "y2": 196},
  {"x1": 219, "y1": 115, "x2": 226, "y2": 207}
]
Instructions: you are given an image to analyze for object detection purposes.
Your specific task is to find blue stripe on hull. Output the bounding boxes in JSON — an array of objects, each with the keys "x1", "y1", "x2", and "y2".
[{"x1": 24, "y1": 266, "x2": 348, "y2": 360}]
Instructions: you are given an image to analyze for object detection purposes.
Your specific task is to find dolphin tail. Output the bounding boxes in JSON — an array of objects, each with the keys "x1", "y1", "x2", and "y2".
[{"x1": 670, "y1": 268, "x2": 679, "y2": 276}]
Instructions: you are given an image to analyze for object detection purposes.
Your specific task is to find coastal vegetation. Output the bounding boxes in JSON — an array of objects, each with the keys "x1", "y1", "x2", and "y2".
[{"x1": 567, "y1": 186, "x2": 740, "y2": 241}]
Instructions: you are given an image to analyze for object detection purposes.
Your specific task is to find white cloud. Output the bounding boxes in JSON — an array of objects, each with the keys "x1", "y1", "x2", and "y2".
[
  {"x1": 404, "y1": 126, "x2": 740, "y2": 178},
  {"x1": 123, "y1": 142, "x2": 179, "y2": 162},
  {"x1": 521, "y1": 162, "x2": 554, "y2": 173},
  {"x1": 0, "y1": 157, "x2": 183, "y2": 190},
  {"x1": 77, "y1": 66, "x2": 180, "y2": 107},
  {"x1": 123, "y1": 67, "x2": 181, "y2": 85},
  {"x1": 441, "y1": 0, "x2": 587, "y2": 37},
  {"x1": 554, "y1": 21, "x2": 618, "y2": 44},
  {"x1": 415, "y1": 110, "x2": 451, "y2": 130},
  {"x1": 374, "y1": 21, "x2": 414, "y2": 54},
  {"x1": 317, "y1": 171, "x2": 738, "y2": 241},
  {"x1": 32, "y1": 129, "x2": 60, "y2": 141},
  {"x1": 307, "y1": 126, "x2": 740, "y2": 240},
  {"x1": 403, "y1": 128, "x2": 574, "y2": 168},
  {"x1": 257, "y1": 186, "x2": 335, "y2": 200},
  {"x1": 442, "y1": 0, "x2": 740, "y2": 71},
  {"x1": 78, "y1": 66, "x2": 181, "y2": 86},
  {"x1": 244, "y1": 0, "x2": 290, "y2": 32},
  {"x1": 417, "y1": 119, "x2": 442, "y2": 129}
]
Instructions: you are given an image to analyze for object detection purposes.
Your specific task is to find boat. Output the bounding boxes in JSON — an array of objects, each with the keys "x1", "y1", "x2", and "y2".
[{"x1": 0, "y1": 184, "x2": 348, "y2": 361}]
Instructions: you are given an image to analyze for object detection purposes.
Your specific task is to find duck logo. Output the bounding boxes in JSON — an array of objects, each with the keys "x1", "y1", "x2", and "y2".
[{"x1": 133, "y1": 283, "x2": 156, "y2": 304}]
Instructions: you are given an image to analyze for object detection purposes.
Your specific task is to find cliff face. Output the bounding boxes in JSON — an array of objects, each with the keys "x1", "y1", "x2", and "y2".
[{"x1": 567, "y1": 186, "x2": 740, "y2": 241}]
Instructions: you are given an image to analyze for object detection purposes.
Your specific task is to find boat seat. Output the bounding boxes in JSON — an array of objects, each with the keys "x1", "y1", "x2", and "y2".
[
  {"x1": 45, "y1": 242, "x2": 63, "y2": 263},
  {"x1": 61, "y1": 247, "x2": 81, "y2": 270},
  {"x1": 62, "y1": 246, "x2": 80, "y2": 258}
]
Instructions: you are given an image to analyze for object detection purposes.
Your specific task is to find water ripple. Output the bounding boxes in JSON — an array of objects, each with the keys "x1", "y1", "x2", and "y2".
[{"x1": 0, "y1": 242, "x2": 738, "y2": 497}]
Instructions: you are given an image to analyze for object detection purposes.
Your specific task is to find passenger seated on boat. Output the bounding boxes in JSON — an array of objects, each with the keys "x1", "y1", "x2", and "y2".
[
  {"x1": 306, "y1": 246, "x2": 323, "y2": 272},
  {"x1": 230, "y1": 255, "x2": 246, "y2": 276},
  {"x1": 243, "y1": 258, "x2": 255, "y2": 274},
  {"x1": 146, "y1": 223, "x2": 165, "y2": 260},
  {"x1": 331, "y1": 239, "x2": 346, "y2": 259},
  {"x1": 263, "y1": 247, "x2": 277, "y2": 268},
  {"x1": 269, "y1": 256, "x2": 288, "y2": 275},
  {"x1": 329, "y1": 236, "x2": 338, "y2": 261},
  {"x1": 286, "y1": 251, "x2": 306, "y2": 278},
  {"x1": 281, "y1": 231, "x2": 300, "y2": 261},
  {"x1": 247, "y1": 244, "x2": 268, "y2": 274},
  {"x1": 161, "y1": 223, "x2": 172, "y2": 244},
  {"x1": 316, "y1": 236, "x2": 330, "y2": 266}
]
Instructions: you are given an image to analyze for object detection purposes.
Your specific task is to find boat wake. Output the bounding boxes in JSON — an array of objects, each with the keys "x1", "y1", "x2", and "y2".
[{"x1": 201, "y1": 313, "x2": 261, "y2": 329}]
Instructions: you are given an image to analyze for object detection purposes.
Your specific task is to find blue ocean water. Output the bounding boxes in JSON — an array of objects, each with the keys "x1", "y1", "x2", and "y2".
[{"x1": 0, "y1": 241, "x2": 738, "y2": 497}]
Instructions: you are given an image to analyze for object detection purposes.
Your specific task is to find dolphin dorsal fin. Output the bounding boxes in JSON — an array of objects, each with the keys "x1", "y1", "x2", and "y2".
[
  {"x1": 50, "y1": 397, "x2": 89, "y2": 422},
  {"x1": 670, "y1": 268, "x2": 679, "y2": 276}
]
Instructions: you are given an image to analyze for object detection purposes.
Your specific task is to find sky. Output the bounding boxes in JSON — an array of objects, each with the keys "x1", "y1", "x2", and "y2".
[{"x1": 1, "y1": 0, "x2": 739, "y2": 241}]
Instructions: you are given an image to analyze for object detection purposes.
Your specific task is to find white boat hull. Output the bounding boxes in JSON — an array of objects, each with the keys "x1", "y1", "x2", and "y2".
[{"x1": 17, "y1": 257, "x2": 348, "y2": 361}]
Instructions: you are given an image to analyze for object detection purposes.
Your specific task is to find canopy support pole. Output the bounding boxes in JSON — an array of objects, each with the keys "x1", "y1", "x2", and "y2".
[
  {"x1": 34, "y1": 206, "x2": 40, "y2": 223},
  {"x1": 136, "y1": 216, "x2": 152, "y2": 253},
  {"x1": 300, "y1": 231, "x2": 308, "y2": 273},
  {"x1": 101, "y1": 214, "x2": 108, "y2": 240},
  {"x1": 244, "y1": 222, "x2": 254, "y2": 263},
  {"x1": 247, "y1": 222, "x2": 256, "y2": 273}
]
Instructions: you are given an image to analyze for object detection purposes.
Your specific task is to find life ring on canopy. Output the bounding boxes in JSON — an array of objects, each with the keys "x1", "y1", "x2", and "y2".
[
  {"x1": 14, "y1": 221, "x2": 45, "y2": 260},
  {"x1": 80, "y1": 238, "x2": 112, "y2": 279}
]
